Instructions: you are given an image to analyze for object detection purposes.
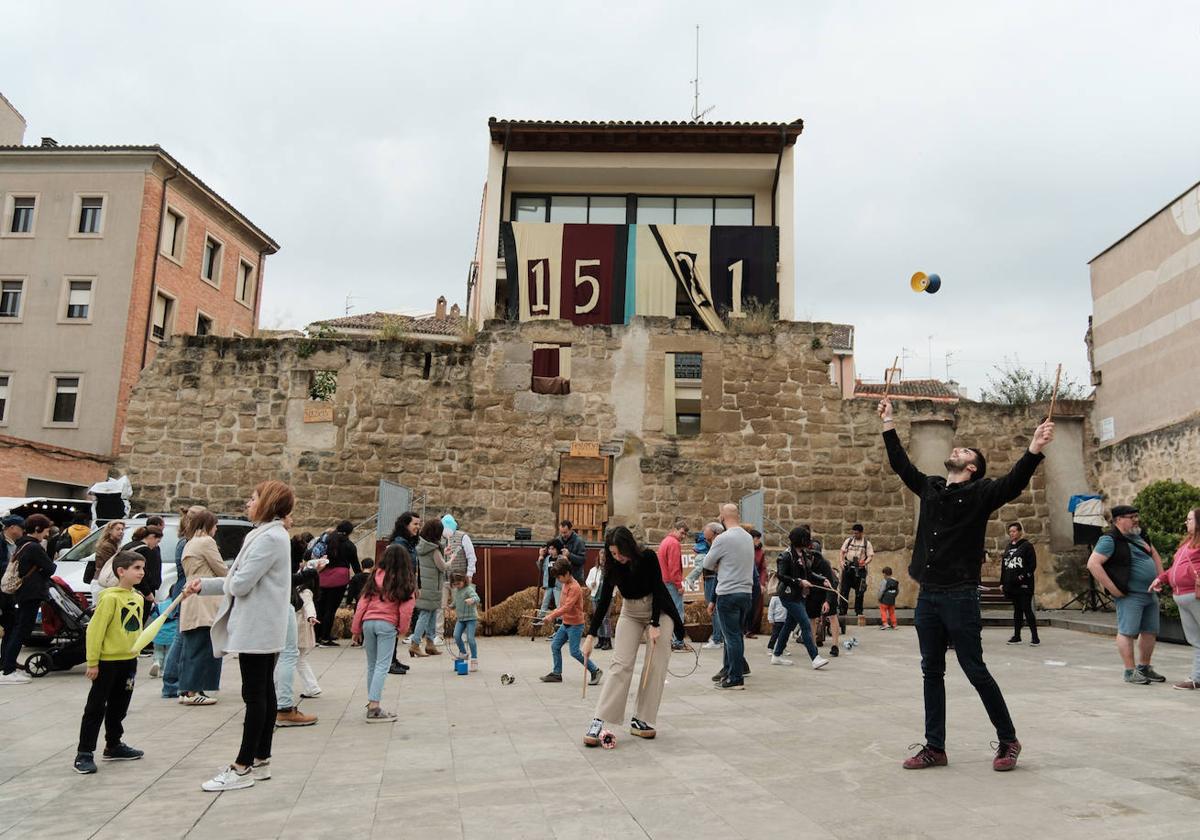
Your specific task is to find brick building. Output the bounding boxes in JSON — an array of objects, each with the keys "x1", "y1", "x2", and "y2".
[{"x1": 0, "y1": 93, "x2": 278, "y2": 497}]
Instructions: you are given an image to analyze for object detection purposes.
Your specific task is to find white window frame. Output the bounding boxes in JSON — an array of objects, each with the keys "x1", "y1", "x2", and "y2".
[
  {"x1": 0, "y1": 372, "x2": 11, "y2": 426},
  {"x1": 150, "y1": 289, "x2": 177, "y2": 344},
  {"x1": 0, "y1": 277, "x2": 26, "y2": 323},
  {"x1": 160, "y1": 205, "x2": 188, "y2": 264},
  {"x1": 2, "y1": 193, "x2": 40, "y2": 238},
  {"x1": 200, "y1": 232, "x2": 224, "y2": 288},
  {"x1": 195, "y1": 309, "x2": 215, "y2": 337},
  {"x1": 45, "y1": 373, "x2": 83, "y2": 428},
  {"x1": 236, "y1": 257, "x2": 256, "y2": 308},
  {"x1": 70, "y1": 193, "x2": 107, "y2": 238},
  {"x1": 58, "y1": 276, "x2": 96, "y2": 325}
]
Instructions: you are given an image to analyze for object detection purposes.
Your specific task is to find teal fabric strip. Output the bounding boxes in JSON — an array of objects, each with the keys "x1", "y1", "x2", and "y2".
[{"x1": 624, "y1": 224, "x2": 637, "y2": 323}]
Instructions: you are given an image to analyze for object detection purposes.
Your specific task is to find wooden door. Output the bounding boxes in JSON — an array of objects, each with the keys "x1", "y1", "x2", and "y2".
[{"x1": 558, "y1": 453, "x2": 610, "y2": 542}]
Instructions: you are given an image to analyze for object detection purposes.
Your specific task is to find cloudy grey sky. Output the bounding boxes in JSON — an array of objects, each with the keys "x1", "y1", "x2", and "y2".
[{"x1": 6, "y1": 1, "x2": 1199, "y2": 395}]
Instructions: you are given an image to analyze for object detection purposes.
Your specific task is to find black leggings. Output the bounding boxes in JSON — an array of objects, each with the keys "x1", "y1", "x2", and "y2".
[
  {"x1": 1011, "y1": 592, "x2": 1038, "y2": 640},
  {"x1": 316, "y1": 586, "x2": 346, "y2": 642},
  {"x1": 0, "y1": 600, "x2": 38, "y2": 674},
  {"x1": 236, "y1": 653, "x2": 278, "y2": 767},
  {"x1": 78, "y1": 658, "x2": 137, "y2": 752}
]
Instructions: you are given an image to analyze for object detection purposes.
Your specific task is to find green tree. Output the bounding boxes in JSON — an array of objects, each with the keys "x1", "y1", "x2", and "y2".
[
  {"x1": 979, "y1": 362, "x2": 1087, "y2": 407},
  {"x1": 1132, "y1": 480, "x2": 1200, "y2": 559}
]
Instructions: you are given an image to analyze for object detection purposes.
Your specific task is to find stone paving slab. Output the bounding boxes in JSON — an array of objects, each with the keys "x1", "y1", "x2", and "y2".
[{"x1": 0, "y1": 625, "x2": 1197, "y2": 839}]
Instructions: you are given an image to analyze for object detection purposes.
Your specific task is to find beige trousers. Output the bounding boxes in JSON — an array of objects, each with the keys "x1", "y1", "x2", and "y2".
[{"x1": 594, "y1": 595, "x2": 675, "y2": 727}]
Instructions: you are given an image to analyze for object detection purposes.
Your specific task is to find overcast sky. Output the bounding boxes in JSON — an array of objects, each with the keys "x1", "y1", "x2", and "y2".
[{"x1": 6, "y1": 1, "x2": 1199, "y2": 396}]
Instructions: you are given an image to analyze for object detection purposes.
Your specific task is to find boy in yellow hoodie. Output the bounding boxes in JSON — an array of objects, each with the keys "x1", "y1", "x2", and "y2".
[{"x1": 74, "y1": 551, "x2": 198, "y2": 774}]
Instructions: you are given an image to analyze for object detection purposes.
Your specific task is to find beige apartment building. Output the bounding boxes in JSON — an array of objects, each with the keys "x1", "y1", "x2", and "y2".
[
  {"x1": 1088, "y1": 179, "x2": 1200, "y2": 500},
  {"x1": 0, "y1": 94, "x2": 278, "y2": 497}
]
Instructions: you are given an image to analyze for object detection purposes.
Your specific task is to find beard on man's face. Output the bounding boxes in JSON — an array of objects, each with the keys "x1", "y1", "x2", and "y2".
[{"x1": 944, "y1": 455, "x2": 970, "y2": 472}]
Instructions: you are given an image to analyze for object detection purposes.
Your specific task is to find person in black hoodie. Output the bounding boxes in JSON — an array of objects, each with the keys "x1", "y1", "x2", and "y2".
[
  {"x1": 1001, "y1": 522, "x2": 1039, "y2": 646},
  {"x1": 315, "y1": 520, "x2": 362, "y2": 646},
  {"x1": 769, "y1": 526, "x2": 830, "y2": 670},
  {"x1": 880, "y1": 396, "x2": 1053, "y2": 773},
  {"x1": 128, "y1": 526, "x2": 164, "y2": 623},
  {"x1": 387, "y1": 513, "x2": 420, "y2": 673},
  {"x1": 0, "y1": 514, "x2": 56, "y2": 684}
]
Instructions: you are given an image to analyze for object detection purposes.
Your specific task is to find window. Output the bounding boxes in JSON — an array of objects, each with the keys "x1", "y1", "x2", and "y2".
[
  {"x1": 10, "y1": 197, "x2": 35, "y2": 233},
  {"x1": 715, "y1": 197, "x2": 753, "y2": 225},
  {"x1": 201, "y1": 235, "x2": 223, "y2": 286},
  {"x1": 236, "y1": 260, "x2": 255, "y2": 305},
  {"x1": 549, "y1": 196, "x2": 588, "y2": 223},
  {"x1": 51, "y1": 376, "x2": 80, "y2": 424},
  {"x1": 0, "y1": 374, "x2": 9, "y2": 424},
  {"x1": 511, "y1": 194, "x2": 753, "y2": 225},
  {"x1": 675, "y1": 198, "x2": 714, "y2": 225},
  {"x1": 665, "y1": 352, "x2": 702, "y2": 437},
  {"x1": 588, "y1": 196, "x2": 627, "y2": 224},
  {"x1": 196, "y1": 312, "x2": 213, "y2": 336},
  {"x1": 64, "y1": 279, "x2": 93, "y2": 320},
  {"x1": 531, "y1": 343, "x2": 571, "y2": 395},
  {"x1": 151, "y1": 292, "x2": 175, "y2": 341},
  {"x1": 77, "y1": 197, "x2": 103, "y2": 234},
  {"x1": 514, "y1": 196, "x2": 547, "y2": 222},
  {"x1": 0, "y1": 280, "x2": 23, "y2": 319},
  {"x1": 309, "y1": 370, "x2": 337, "y2": 401},
  {"x1": 674, "y1": 352, "x2": 703, "y2": 380},
  {"x1": 161, "y1": 208, "x2": 186, "y2": 261},
  {"x1": 636, "y1": 197, "x2": 675, "y2": 224}
]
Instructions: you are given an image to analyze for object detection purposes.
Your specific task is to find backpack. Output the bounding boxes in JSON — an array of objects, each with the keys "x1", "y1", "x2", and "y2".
[
  {"x1": 0, "y1": 545, "x2": 36, "y2": 595},
  {"x1": 308, "y1": 533, "x2": 330, "y2": 560},
  {"x1": 880, "y1": 577, "x2": 899, "y2": 606}
]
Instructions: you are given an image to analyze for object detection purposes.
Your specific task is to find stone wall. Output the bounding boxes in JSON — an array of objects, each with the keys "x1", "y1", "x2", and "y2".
[
  {"x1": 117, "y1": 319, "x2": 1090, "y2": 608},
  {"x1": 1091, "y1": 412, "x2": 1200, "y2": 505}
]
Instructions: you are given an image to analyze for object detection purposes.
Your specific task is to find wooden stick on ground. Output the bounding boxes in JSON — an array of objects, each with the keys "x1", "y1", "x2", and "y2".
[
  {"x1": 1047, "y1": 363, "x2": 1062, "y2": 422},
  {"x1": 882, "y1": 355, "x2": 900, "y2": 400}
]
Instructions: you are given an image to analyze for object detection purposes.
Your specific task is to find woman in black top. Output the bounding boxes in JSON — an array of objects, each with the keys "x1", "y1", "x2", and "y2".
[
  {"x1": 0, "y1": 514, "x2": 55, "y2": 682},
  {"x1": 315, "y1": 521, "x2": 362, "y2": 645},
  {"x1": 581, "y1": 526, "x2": 683, "y2": 747}
]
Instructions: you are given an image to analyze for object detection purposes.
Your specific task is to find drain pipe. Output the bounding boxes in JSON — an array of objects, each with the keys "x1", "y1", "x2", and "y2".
[
  {"x1": 770, "y1": 125, "x2": 786, "y2": 227},
  {"x1": 140, "y1": 164, "x2": 180, "y2": 368}
]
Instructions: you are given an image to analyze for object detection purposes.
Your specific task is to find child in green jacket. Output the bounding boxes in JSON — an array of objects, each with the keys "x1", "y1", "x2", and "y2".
[
  {"x1": 74, "y1": 551, "x2": 197, "y2": 774},
  {"x1": 450, "y1": 573, "x2": 480, "y2": 671}
]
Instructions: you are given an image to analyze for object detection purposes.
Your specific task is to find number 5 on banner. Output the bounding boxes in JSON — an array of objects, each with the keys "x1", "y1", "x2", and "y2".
[{"x1": 574, "y1": 259, "x2": 600, "y2": 314}]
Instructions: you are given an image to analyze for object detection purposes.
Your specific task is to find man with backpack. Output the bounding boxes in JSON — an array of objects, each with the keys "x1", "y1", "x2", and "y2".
[
  {"x1": 0, "y1": 516, "x2": 25, "y2": 659},
  {"x1": 838, "y1": 524, "x2": 874, "y2": 620}
]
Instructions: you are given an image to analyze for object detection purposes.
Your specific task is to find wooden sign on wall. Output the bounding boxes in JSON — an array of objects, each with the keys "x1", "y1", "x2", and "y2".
[{"x1": 303, "y1": 403, "x2": 334, "y2": 423}]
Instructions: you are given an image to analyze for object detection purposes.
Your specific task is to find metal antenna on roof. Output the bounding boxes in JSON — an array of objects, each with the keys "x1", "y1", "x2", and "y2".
[
  {"x1": 344, "y1": 293, "x2": 359, "y2": 315},
  {"x1": 690, "y1": 25, "x2": 716, "y2": 123}
]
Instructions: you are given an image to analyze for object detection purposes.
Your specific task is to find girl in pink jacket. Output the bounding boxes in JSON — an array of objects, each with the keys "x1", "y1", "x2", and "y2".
[{"x1": 352, "y1": 545, "x2": 416, "y2": 722}]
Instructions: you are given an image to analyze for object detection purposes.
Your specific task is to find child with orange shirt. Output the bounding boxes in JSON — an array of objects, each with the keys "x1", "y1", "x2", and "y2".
[{"x1": 539, "y1": 559, "x2": 603, "y2": 686}]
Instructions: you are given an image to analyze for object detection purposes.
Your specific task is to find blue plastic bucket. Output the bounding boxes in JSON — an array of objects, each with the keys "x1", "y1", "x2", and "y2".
[{"x1": 454, "y1": 659, "x2": 468, "y2": 675}]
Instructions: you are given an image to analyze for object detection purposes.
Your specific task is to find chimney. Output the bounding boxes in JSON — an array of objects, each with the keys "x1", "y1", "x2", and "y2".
[
  {"x1": 435, "y1": 296, "x2": 447, "y2": 319},
  {"x1": 450, "y1": 303, "x2": 461, "y2": 317},
  {"x1": 40, "y1": 137, "x2": 58, "y2": 147}
]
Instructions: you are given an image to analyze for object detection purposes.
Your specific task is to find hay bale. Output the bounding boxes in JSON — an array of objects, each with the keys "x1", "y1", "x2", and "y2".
[
  {"x1": 480, "y1": 586, "x2": 540, "y2": 636},
  {"x1": 331, "y1": 606, "x2": 354, "y2": 639}
]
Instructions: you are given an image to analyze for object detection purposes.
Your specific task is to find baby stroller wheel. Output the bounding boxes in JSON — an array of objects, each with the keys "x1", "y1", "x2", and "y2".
[{"x1": 25, "y1": 652, "x2": 52, "y2": 678}]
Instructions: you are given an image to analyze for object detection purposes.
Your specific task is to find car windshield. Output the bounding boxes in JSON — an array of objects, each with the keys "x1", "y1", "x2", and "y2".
[{"x1": 58, "y1": 520, "x2": 250, "y2": 562}]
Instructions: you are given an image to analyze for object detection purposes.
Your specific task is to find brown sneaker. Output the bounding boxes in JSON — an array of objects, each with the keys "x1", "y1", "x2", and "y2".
[
  {"x1": 275, "y1": 707, "x2": 317, "y2": 727},
  {"x1": 424, "y1": 640, "x2": 442, "y2": 656},
  {"x1": 993, "y1": 740, "x2": 1021, "y2": 771},
  {"x1": 409, "y1": 643, "x2": 427, "y2": 658},
  {"x1": 902, "y1": 744, "x2": 948, "y2": 769},
  {"x1": 1173, "y1": 680, "x2": 1198, "y2": 690}
]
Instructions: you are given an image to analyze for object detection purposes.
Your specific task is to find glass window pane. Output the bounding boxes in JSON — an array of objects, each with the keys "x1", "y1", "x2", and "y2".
[
  {"x1": 549, "y1": 196, "x2": 587, "y2": 223},
  {"x1": 0, "y1": 281, "x2": 20, "y2": 317},
  {"x1": 636, "y1": 197, "x2": 674, "y2": 224},
  {"x1": 587, "y1": 196, "x2": 626, "y2": 224},
  {"x1": 514, "y1": 197, "x2": 547, "y2": 222},
  {"x1": 79, "y1": 198, "x2": 102, "y2": 233},
  {"x1": 715, "y1": 197, "x2": 754, "y2": 225},
  {"x1": 675, "y1": 197, "x2": 714, "y2": 225}
]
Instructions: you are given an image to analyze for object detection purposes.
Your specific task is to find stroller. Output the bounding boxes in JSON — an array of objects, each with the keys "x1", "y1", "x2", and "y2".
[{"x1": 23, "y1": 576, "x2": 91, "y2": 677}]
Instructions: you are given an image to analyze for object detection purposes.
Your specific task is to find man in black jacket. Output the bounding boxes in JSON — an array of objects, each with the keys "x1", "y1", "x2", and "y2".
[
  {"x1": 880, "y1": 396, "x2": 1053, "y2": 773},
  {"x1": 558, "y1": 520, "x2": 587, "y2": 584},
  {"x1": 0, "y1": 515, "x2": 24, "y2": 656},
  {"x1": 1001, "y1": 522, "x2": 1039, "y2": 646},
  {"x1": 769, "y1": 527, "x2": 830, "y2": 670},
  {"x1": 0, "y1": 514, "x2": 55, "y2": 684}
]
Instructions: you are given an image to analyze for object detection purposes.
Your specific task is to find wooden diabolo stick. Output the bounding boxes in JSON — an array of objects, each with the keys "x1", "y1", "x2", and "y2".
[
  {"x1": 639, "y1": 637, "x2": 656, "y2": 694},
  {"x1": 582, "y1": 657, "x2": 589, "y2": 700},
  {"x1": 1047, "y1": 363, "x2": 1062, "y2": 422},
  {"x1": 882, "y1": 355, "x2": 900, "y2": 400}
]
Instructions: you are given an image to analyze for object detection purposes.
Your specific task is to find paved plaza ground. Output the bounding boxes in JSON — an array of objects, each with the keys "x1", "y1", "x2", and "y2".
[{"x1": 0, "y1": 621, "x2": 1198, "y2": 839}]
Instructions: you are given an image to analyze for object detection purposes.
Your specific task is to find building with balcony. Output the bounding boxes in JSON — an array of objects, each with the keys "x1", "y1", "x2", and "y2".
[{"x1": 0, "y1": 93, "x2": 279, "y2": 497}]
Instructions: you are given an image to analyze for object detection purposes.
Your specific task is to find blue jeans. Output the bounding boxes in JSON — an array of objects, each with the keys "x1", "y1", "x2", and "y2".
[
  {"x1": 551, "y1": 623, "x2": 597, "y2": 674},
  {"x1": 161, "y1": 633, "x2": 182, "y2": 697},
  {"x1": 540, "y1": 583, "x2": 561, "y2": 612},
  {"x1": 773, "y1": 599, "x2": 819, "y2": 660},
  {"x1": 668, "y1": 585, "x2": 686, "y2": 642},
  {"x1": 915, "y1": 586, "x2": 1016, "y2": 750},
  {"x1": 274, "y1": 608, "x2": 299, "y2": 709},
  {"x1": 704, "y1": 577, "x2": 723, "y2": 644},
  {"x1": 412, "y1": 608, "x2": 439, "y2": 643},
  {"x1": 454, "y1": 619, "x2": 478, "y2": 658},
  {"x1": 363, "y1": 619, "x2": 398, "y2": 703},
  {"x1": 716, "y1": 592, "x2": 751, "y2": 683}
]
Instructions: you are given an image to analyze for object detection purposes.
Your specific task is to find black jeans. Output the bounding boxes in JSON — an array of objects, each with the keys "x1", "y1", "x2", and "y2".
[
  {"x1": 78, "y1": 659, "x2": 138, "y2": 752},
  {"x1": 915, "y1": 586, "x2": 1016, "y2": 750},
  {"x1": 236, "y1": 653, "x2": 278, "y2": 767},
  {"x1": 316, "y1": 586, "x2": 346, "y2": 642},
  {"x1": 1011, "y1": 592, "x2": 1038, "y2": 640},
  {"x1": 838, "y1": 569, "x2": 865, "y2": 617},
  {"x1": 0, "y1": 600, "x2": 39, "y2": 674}
]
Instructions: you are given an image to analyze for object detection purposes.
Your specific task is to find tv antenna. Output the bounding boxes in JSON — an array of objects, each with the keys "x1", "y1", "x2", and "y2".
[
  {"x1": 690, "y1": 25, "x2": 716, "y2": 123},
  {"x1": 344, "y1": 293, "x2": 359, "y2": 315}
]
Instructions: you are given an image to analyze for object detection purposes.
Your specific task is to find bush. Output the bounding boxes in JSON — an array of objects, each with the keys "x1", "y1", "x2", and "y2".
[{"x1": 1131, "y1": 480, "x2": 1200, "y2": 618}]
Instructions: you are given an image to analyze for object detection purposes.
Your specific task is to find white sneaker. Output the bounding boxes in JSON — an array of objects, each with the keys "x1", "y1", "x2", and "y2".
[
  {"x1": 148, "y1": 662, "x2": 161, "y2": 678},
  {"x1": 179, "y1": 693, "x2": 218, "y2": 706},
  {"x1": 251, "y1": 761, "x2": 271, "y2": 781},
  {"x1": 812, "y1": 656, "x2": 829, "y2": 670},
  {"x1": 0, "y1": 672, "x2": 32, "y2": 685},
  {"x1": 433, "y1": 636, "x2": 445, "y2": 646},
  {"x1": 702, "y1": 641, "x2": 722, "y2": 650},
  {"x1": 201, "y1": 765, "x2": 255, "y2": 792},
  {"x1": 770, "y1": 655, "x2": 794, "y2": 666}
]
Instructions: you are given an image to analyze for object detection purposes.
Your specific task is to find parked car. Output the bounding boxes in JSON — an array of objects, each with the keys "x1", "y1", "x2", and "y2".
[{"x1": 54, "y1": 514, "x2": 253, "y2": 607}]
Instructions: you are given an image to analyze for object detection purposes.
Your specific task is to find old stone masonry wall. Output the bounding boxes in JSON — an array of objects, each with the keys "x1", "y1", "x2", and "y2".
[{"x1": 119, "y1": 318, "x2": 1091, "y2": 607}]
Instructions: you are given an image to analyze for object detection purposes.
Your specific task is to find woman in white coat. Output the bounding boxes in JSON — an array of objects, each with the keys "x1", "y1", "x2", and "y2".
[{"x1": 198, "y1": 481, "x2": 295, "y2": 793}]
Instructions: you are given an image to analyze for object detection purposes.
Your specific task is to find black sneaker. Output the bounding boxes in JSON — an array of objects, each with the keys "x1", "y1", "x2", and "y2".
[
  {"x1": 1029, "y1": 639, "x2": 1041, "y2": 647},
  {"x1": 583, "y1": 718, "x2": 604, "y2": 747},
  {"x1": 539, "y1": 672, "x2": 562, "y2": 683},
  {"x1": 630, "y1": 717, "x2": 656, "y2": 738},
  {"x1": 742, "y1": 660, "x2": 751, "y2": 676},
  {"x1": 589, "y1": 668, "x2": 603, "y2": 686},
  {"x1": 830, "y1": 645, "x2": 839, "y2": 657},
  {"x1": 711, "y1": 668, "x2": 727, "y2": 682},
  {"x1": 1006, "y1": 636, "x2": 1022, "y2": 645},
  {"x1": 73, "y1": 752, "x2": 97, "y2": 774},
  {"x1": 102, "y1": 743, "x2": 144, "y2": 761},
  {"x1": 388, "y1": 662, "x2": 408, "y2": 675},
  {"x1": 714, "y1": 678, "x2": 745, "y2": 690},
  {"x1": 1137, "y1": 665, "x2": 1167, "y2": 683}
]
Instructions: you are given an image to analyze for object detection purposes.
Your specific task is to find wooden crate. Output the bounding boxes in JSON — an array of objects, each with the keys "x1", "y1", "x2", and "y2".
[{"x1": 559, "y1": 454, "x2": 609, "y2": 542}]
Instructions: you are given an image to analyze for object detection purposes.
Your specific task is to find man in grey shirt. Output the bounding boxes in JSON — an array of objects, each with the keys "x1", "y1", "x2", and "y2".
[{"x1": 703, "y1": 503, "x2": 755, "y2": 689}]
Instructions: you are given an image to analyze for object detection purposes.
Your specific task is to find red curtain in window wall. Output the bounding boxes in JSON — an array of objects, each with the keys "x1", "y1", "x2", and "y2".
[{"x1": 532, "y1": 346, "x2": 560, "y2": 378}]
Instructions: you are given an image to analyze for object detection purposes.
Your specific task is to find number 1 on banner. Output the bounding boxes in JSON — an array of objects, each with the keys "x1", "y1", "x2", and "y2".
[
  {"x1": 728, "y1": 259, "x2": 744, "y2": 317},
  {"x1": 528, "y1": 259, "x2": 549, "y2": 315}
]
